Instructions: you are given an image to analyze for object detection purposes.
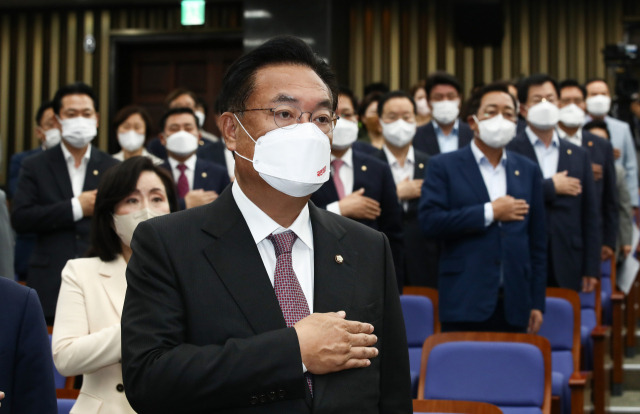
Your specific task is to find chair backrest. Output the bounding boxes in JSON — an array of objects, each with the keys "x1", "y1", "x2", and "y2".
[
  {"x1": 401, "y1": 294, "x2": 435, "y2": 381},
  {"x1": 57, "y1": 398, "x2": 76, "y2": 414},
  {"x1": 579, "y1": 280, "x2": 602, "y2": 326},
  {"x1": 418, "y1": 332, "x2": 551, "y2": 414},
  {"x1": 402, "y1": 286, "x2": 440, "y2": 333},
  {"x1": 539, "y1": 288, "x2": 581, "y2": 376},
  {"x1": 413, "y1": 399, "x2": 503, "y2": 413}
]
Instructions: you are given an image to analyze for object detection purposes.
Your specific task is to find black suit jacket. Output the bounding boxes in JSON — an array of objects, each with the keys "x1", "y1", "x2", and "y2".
[
  {"x1": 121, "y1": 187, "x2": 411, "y2": 413},
  {"x1": 10, "y1": 144, "x2": 120, "y2": 318},
  {"x1": 578, "y1": 130, "x2": 618, "y2": 250},
  {"x1": 310, "y1": 150, "x2": 405, "y2": 290},
  {"x1": 160, "y1": 158, "x2": 231, "y2": 210},
  {"x1": 507, "y1": 132, "x2": 600, "y2": 290},
  {"x1": 412, "y1": 120, "x2": 473, "y2": 156},
  {"x1": 374, "y1": 148, "x2": 440, "y2": 288}
]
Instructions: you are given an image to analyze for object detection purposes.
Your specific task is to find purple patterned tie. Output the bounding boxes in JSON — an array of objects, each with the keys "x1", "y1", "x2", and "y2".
[
  {"x1": 267, "y1": 230, "x2": 313, "y2": 396},
  {"x1": 176, "y1": 163, "x2": 189, "y2": 199}
]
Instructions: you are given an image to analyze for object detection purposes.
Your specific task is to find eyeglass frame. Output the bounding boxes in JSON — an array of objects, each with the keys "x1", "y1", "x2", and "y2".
[{"x1": 233, "y1": 105, "x2": 339, "y2": 133}]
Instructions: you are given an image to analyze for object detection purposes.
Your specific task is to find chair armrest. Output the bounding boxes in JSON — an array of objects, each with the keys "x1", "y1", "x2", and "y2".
[{"x1": 591, "y1": 325, "x2": 611, "y2": 414}]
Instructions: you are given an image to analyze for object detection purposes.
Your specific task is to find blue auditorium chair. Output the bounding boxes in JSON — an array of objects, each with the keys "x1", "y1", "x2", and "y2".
[
  {"x1": 412, "y1": 398, "x2": 503, "y2": 413},
  {"x1": 57, "y1": 398, "x2": 75, "y2": 414}
]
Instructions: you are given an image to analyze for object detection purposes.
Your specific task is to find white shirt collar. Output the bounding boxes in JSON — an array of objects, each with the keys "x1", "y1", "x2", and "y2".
[
  {"x1": 382, "y1": 144, "x2": 414, "y2": 167},
  {"x1": 526, "y1": 126, "x2": 560, "y2": 148},
  {"x1": 231, "y1": 181, "x2": 313, "y2": 250},
  {"x1": 470, "y1": 139, "x2": 506, "y2": 167},
  {"x1": 331, "y1": 147, "x2": 353, "y2": 168},
  {"x1": 60, "y1": 141, "x2": 92, "y2": 164},
  {"x1": 168, "y1": 153, "x2": 197, "y2": 171},
  {"x1": 432, "y1": 119, "x2": 460, "y2": 135}
]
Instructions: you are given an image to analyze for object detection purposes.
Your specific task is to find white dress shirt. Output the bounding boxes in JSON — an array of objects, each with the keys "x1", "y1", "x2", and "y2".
[
  {"x1": 224, "y1": 146, "x2": 236, "y2": 179},
  {"x1": 526, "y1": 126, "x2": 560, "y2": 179},
  {"x1": 168, "y1": 154, "x2": 197, "y2": 191},
  {"x1": 326, "y1": 148, "x2": 355, "y2": 215},
  {"x1": 556, "y1": 127, "x2": 582, "y2": 147},
  {"x1": 470, "y1": 140, "x2": 507, "y2": 227},
  {"x1": 112, "y1": 148, "x2": 164, "y2": 165},
  {"x1": 383, "y1": 144, "x2": 414, "y2": 211},
  {"x1": 434, "y1": 119, "x2": 460, "y2": 153},
  {"x1": 60, "y1": 143, "x2": 91, "y2": 222}
]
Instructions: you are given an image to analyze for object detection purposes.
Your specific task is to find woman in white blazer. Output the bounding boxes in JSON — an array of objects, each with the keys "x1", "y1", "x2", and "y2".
[{"x1": 52, "y1": 156, "x2": 177, "y2": 414}]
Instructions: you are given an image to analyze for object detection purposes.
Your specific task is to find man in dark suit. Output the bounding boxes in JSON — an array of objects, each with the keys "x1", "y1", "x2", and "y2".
[
  {"x1": 0, "y1": 278, "x2": 57, "y2": 413},
  {"x1": 419, "y1": 82, "x2": 547, "y2": 333},
  {"x1": 158, "y1": 107, "x2": 230, "y2": 210},
  {"x1": 371, "y1": 90, "x2": 438, "y2": 288},
  {"x1": 310, "y1": 91, "x2": 404, "y2": 290},
  {"x1": 507, "y1": 74, "x2": 600, "y2": 292},
  {"x1": 11, "y1": 82, "x2": 119, "y2": 323},
  {"x1": 412, "y1": 72, "x2": 473, "y2": 155},
  {"x1": 557, "y1": 79, "x2": 618, "y2": 262},
  {"x1": 122, "y1": 35, "x2": 411, "y2": 413}
]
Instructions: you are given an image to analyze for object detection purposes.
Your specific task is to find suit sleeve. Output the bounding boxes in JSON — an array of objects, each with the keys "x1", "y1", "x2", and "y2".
[
  {"x1": 122, "y1": 221, "x2": 306, "y2": 413},
  {"x1": 10, "y1": 158, "x2": 75, "y2": 233},
  {"x1": 8, "y1": 153, "x2": 22, "y2": 199},
  {"x1": 601, "y1": 141, "x2": 619, "y2": 249},
  {"x1": 377, "y1": 164, "x2": 405, "y2": 291},
  {"x1": 542, "y1": 178, "x2": 558, "y2": 203},
  {"x1": 52, "y1": 260, "x2": 122, "y2": 377},
  {"x1": 621, "y1": 124, "x2": 639, "y2": 207},
  {"x1": 581, "y1": 151, "x2": 601, "y2": 278},
  {"x1": 528, "y1": 167, "x2": 547, "y2": 312},
  {"x1": 13, "y1": 289, "x2": 57, "y2": 413},
  {"x1": 418, "y1": 157, "x2": 485, "y2": 239},
  {"x1": 378, "y1": 233, "x2": 413, "y2": 413}
]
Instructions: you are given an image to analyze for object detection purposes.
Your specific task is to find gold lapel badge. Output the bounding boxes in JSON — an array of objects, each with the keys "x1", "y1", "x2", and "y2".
[
  {"x1": 93, "y1": 170, "x2": 99, "y2": 176},
  {"x1": 361, "y1": 165, "x2": 367, "y2": 172},
  {"x1": 202, "y1": 172, "x2": 208, "y2": 178},
  {"x1": 418, "y1": 163, "x2": 424, "y2": 169},
  {"x1": 335, "y1": 255, "x2": 344, "y2": 264},
  {"x1": 567, "y1": 149, "x2": 572, "y2": 155},
  {"x1": 515, "y1": 170, "x2": 520, "y2": 176}
]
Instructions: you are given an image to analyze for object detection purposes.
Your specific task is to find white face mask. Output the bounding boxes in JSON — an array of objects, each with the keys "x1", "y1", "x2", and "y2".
[
  {"x1": 331, "y1": 118, "x2": 359, "y2": 150},
  {"x1": 586, "y1": 95, "x2": 611, "y2": 117},
  {"x1": 118, "y1": 130, "x2": 145, "y2": 152},
  {"x1": 416, "y1": 98, "x2": 431, "y2": 116},
  {"x1": 59, "y1": 117, "x2": 97, "y2": 149},
  {"x1": 431, "y1": 99, "x2": 460, "y2": 125},
  {"x1": 558, "y1": 104, "x2": 586, "y2": 128},
  {"x1": 233, "y1": 114, "x2": 331, "y2": 197},
  {"x1": 195, "y1": 111, "x2": 206, "y2": 128},
  {"x1": 381, "y1": 119, "x2": 417, "y2": 148},
  {"x1": 165, "y1": 130, "x2": 199, "y2": 157},
  {"x1": 473, "y1": 114, "x2": 516, "y2": 149},
  {"x1": 113, "y1": 208, "x2": 165, "y2": 248},
  {"x1": 44, "y1": 128, "x2": 61, "y2": 149},
  {"x1": 526, "y1": 101, "x2": 559, "y2": 131}
]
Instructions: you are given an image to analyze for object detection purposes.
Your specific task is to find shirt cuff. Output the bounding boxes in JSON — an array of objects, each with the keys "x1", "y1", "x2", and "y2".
[
  {"x1": 326, "y1": 201, "x2": 342, "y2": 216},
  {"x1": 484, "y1": 202, "x2": 494, "y2": 227},
  {"x1": 71, "y1": 197, "x2": 84, "y2": 222}
]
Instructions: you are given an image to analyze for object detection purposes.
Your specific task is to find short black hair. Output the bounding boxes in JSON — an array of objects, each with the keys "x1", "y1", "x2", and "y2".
[
  {"x1": 583, "y1": 119, "x2": 611, "y2": 139},
  {"x1": 165, "y1": 88, "x2": 198, "y2": 107},
  {"x1": 195, "y1": 96, "x2": 208, "y2": 112},
  {"x1": 35, "y1": 101, "x2": 54, "y2": 125},
  {"x1": 160, "y1": 107, "x2": 199, "y2": 131},
  {"x1": 88, "y1": 156, "x2": 178, "y2": 262},
  {"x1": 218, "y1": 35, "x2": 338, "y2": 114},
  {"x1": 559, "y1": 79, "x2": 586, "y2": 99},
  {"x1": 377, "y1": 90, "x2": 417, "y2": 117},
  {"x1": 52, "y1": 82, "x2": 98, "y2": 115},
  {"x1": 425, "y1": 72, "x2": 462, "y2": 100},
  {"x1": 466, "y1": 82, "x2": 518, "y2": 118},
  {"x1": 584, "y1": 77, "x2": 609, "y2": 91},
  {"x1": 363, "y1": 82, "x2": 389, "y2": 97},
  {"x1": 113, "y1": 105, "x2": 153, "y2": 140},
  {"x1": 338, "y1": 86, "x2": 358, "y2": 112},
  {"x1": 358, "y1": 92, "x2": 383, "y2": 119},
  {"x1": 517, "y1": 73, "x2": 559, "y2": 103}
]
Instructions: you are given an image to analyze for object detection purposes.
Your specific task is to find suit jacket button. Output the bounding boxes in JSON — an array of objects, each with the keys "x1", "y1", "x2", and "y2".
[
  {"x1": 116, "y1": 383, "x2": 124, "y2": 392},
  {"x1": 259, "y1": 394, "x2": 267, "y2": 403},
  {"x1": 269, "y1": 391, "x2": 276, "y2": 401},
  {"x1": 249, "y1": 396, "x2": 258, "y2": 405},
  {"x1": 278, "y1": 389, "x2": 286, "y2": 399}
]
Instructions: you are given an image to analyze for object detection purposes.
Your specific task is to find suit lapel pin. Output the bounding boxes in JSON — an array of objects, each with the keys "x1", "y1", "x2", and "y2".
[
  {"x1": 361, "y1": 165, "x2": 367, "y2": 172},
  {"x1": 335, "y1": 255, "x2": 344, "y2": 264},
  {"x1": 588, "y1": 141, "x2": 593, "y2": 147},
  {"x1": 567, "y1": 149, "x2": 572, "y2": 155},
  {"x1": 515, "y1": 170, "x2": 520, "y2": 176},
  {"x1": 199, "y1": 140, "x2": 204, "y2": 146},
  {"x1": 93, "y1": 169, "x2": 99, "y2": 176},
  {"x1": 418, "y1": 163, "x2": 424, "y2": 169},
  {"x1": 202, "y1": 172, "x2": 208, "y2": 178}
]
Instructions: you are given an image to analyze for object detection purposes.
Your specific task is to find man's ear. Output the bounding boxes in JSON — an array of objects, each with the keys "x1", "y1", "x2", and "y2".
[
  {"x1": 519, "y1": 103, "x2": 528, "y2": 119},
  {"x1": 219, "y1": 112, "x2": 239, "y2": 152},
  {"x1": 159, "y1": 133, "x2": 167, "y2": 146}
]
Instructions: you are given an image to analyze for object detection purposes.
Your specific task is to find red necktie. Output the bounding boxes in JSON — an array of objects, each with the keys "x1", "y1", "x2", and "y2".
[
  {"x1": 267, "y1": 230, "x2": 313, "y2": 396},
  {"x1": 177, "y1": 163, "x2": 189, "y2": 199},
  {"x1": 331, "y1": 159, "x2": 345, "y2": 199}
]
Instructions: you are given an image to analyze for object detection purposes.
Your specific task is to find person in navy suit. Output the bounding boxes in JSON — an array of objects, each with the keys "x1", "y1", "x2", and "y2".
[
  {"x1": 412, "y1": 72, "x2": 473, "y2": 155},
  {"x1": 419, "y1": 82, "x2": 547, "y2": 333},
  {"x1": 507, "y1": 74, "x2": 600, "y2": 292},
  {"x1": 11, "y1": 83, "x2": 120, "y2": 323},
  {"x1": 310, "y1": 92, "x2": 405, "y2": 290},
  {"x1": 557, "y1": 79, "x2": 618, "y2": 263},
  {"x1": 158, "y1": 107, "x2": 230, "y2": 210},
  {"x1": 371, "y1": 90, "x2": 438, "y2": 288},
  {"x1": 0, "y1": 278, "x2": 57, "y2": 413}
]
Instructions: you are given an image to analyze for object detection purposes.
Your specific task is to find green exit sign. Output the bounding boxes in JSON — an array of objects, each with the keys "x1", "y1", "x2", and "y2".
[{"x1": 181, "y1": 0, "x2": 206, "y2": 26}]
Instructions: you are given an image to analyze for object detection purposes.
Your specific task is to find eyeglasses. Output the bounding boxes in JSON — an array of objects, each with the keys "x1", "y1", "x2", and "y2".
[{"x1": 236, "y1": 104, "x2": 338, "y2": 134}]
